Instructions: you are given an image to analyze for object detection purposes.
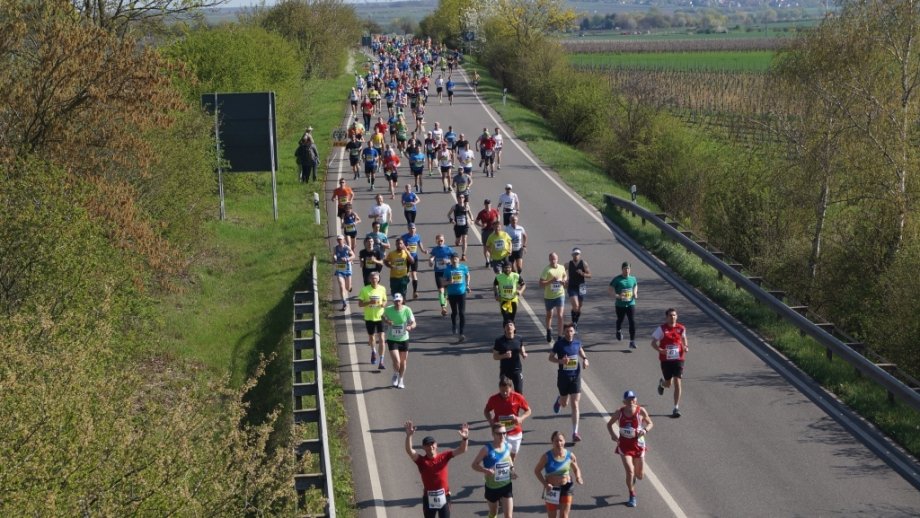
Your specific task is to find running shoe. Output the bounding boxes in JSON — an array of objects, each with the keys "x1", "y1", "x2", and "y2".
[
  {"x1": 456, "y1": 334, "x2": 466, "y2": 344},
  {"x1": 546, "y1": 330, "x2": 553, "y2": 343},
  {"x1": 397, "y1": 379, "x2": 405, "y2": 389},
  {"x1": 378, "y1": 360, "x2": 386, "y2": 370},
  {"x1": 440, "y1": 305, "x2": 448, "y2": 316},
  {"x1": 573, "y1": 432, "x2": 582, "y2": 443},
  {"x1": 629, "y1": 340, "x2": 636, "y2": 349},
  {"x1": 391, "y1": 374, "x2": 399, "y2": 387},
  {"x1": 626, "y1": 495, "x2": 637, "y2": 508},
  {"x1": 553, "y1": 396, "x2": 561, "y2": 414},
  {"x1": 672, "y1": 408, "x2": 681, "y2": 418},
  {"x1": 340, "y1": 302, "x2": 347, "y2": 311},
  {"x1": 371, "y1": 350, "x2": 378, "y2": 365},
  {"x1": 412, "y1": 291, "x2": 419, "y2": 300},
  {"x1": 616, "y1": 330, "x2": 622, "y2": 341},
  {"x1": 657, "y1": 378, "x2": 665, "y2": 396}
]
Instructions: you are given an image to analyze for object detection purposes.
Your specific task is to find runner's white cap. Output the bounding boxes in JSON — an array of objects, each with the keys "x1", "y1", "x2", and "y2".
[
  {"x1": 393, "y1": 293, "x2": 403, "y2": 302},
  {"x1": 505, "y1": 184, "x2": 512, "y2": 189},
  {"x1": 572, "y1": 248, "x2": 582, "y2": 255}
]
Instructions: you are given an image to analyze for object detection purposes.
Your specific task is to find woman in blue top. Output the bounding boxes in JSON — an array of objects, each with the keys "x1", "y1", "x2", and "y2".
[
  {"x1": 401, "y1": 184, "x2": 420, "y2": 224},
  {"x1": 442, "y1": 253, "x2": 470, "y2": 343},
  {"x1": 534, "y1": 431, "x2": 584, "y2": 518},
  {"x1": 333, "y1": 235, "x2": 356, "y2": 311},
  {"x1": 427, "y1": 234, "x2": 454, "y2": 316}
]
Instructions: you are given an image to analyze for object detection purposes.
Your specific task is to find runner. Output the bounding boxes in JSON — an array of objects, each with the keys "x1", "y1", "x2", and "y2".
[
  {"x1": 476, "y1": 199, "x2": 500, "y2": 267},
  {"x1": 498, "y1": 184, "x2": 521, "y2": 226},
  {"x1": 457, "y1": 143, "x2": 476, "y2": 185},
  {"x1": 347, "y1": 117, "x2": 365, "y2": 142},
  {"x1": 405, "y1": 420, "x2": 470, "y2": 518},
  {"x1": 331, "y1": 178, "x2": 354, "y2": 221},
  {"x1": 539, "y1": 253, "x2": 567, "y2": 342},
  {"x1": 407, "y1": 138, "x2": 427, "y2": 193},
  {"x1": 345, "y1": 133, "x2": 363, "y2": 179},
  {"x1": 444, "y1": 125, "x2": 458, "y2": 151},
  {"x1": 505, "y1": 215, "x2": 527, "y2": 274},
  {"x1": 486, "y1": 220, "x2": 512, "y2": 274},
  {"x1": 365, "y1": 220, "x2": 390, "y2": 254},
  {"x1": 401, "y1": 223, "x2": 428, "y2": 300},
  {"x1": 492, "y1": 322, "x2": 528, "y2": 393},
  {"x1": 476, "y1": 128, "x2": 490, "y2": 169},
  {"x1": 481, "y1": 131, "x2": 497, "y2": 177},
  {"x1": 442, "y1": 253, "x2": 470, "y2": 343},
  {"x1": 361, "y1": 95, "x2": 374, "y2": 129},
  {"x1": 333, "y1": 235, "x2": 355, "y2": 311},
  {"x1": 652, "y1": 308, "x2": 688, "y2": 418},
  {"x1": 383, "y1": 293, "x2": 416, "y2": 389},
  {"x1": 566, "y1": 248, "x2": 592, "y2": 328},
  {"x1": 401, "y1": 184, "x2": 421, "y2": 224},
  {"x1": 446, "y1": 77, "x2": 455, "y2": 105},
  {"x1": 383, "y1": 145, "x2": 401, "y2": 199},
  {"x1": 447, "y1": 193, "x2": 473, "y2": 260},
  {"x1": 385, "y1": 237, "x2": 414, "y2": 300},
  {"x1": 606, "y1": 390, "x2": 653, "y2": 508},
  {"x1": 533, "y1": 431, "x2": 584, "y2": 518},
  {"x1": 427, "y1": 234, "x2": 455, "y2": 317},
  {"x1": 471, "y1": 70, "x2": 480, "y2": 92},
  {"x1": 341, "y1": 203, "x2": 361, "y2": 252},
  {"x1": 471, "y1": 424, "x2": 516, "y2": 518},
  {"x1": 368, "y1": 194, "x2": 393, "y2": 235},
  {"x1": 493, "y1": 127, "x2": 504, "y2": 170},
  {"x1": 435, "y1": 74, "x2": 444, "y2": 103},
  {"x1": 424, "y1": 131, "x2": 438, "y2": 176},
  {"x1": 484, "y1": 376, "x2": 532, "y2": 461},
  {"x1": 493, "y1": 261, "x2": 525, "y2": 324},
  {"x1": 362, "y1": 140, "x2": 381, "y2": 191},
  {"x1": 609, "y1": 261, "x2": 638, "y2": 348},
  {"x1": 349, "y1": 86, "x2": 360, "y2": 116},
  {"x1": 437, "y1": 142, "x2": 453, "y2": 193},
  {"x1": 549, "y1": 323, "x2": 588, "y2": 442},
  {"x1": 357, "y1": 272, "x2": 387, "y2": 369},
  {"x1": 359, "y1": 237, "x2": 384, "y2": 286}
]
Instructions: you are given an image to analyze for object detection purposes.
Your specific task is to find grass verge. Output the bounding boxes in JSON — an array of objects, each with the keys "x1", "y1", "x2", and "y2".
[
  {"x1": 569, "y1": 50, "x2": 775, "y2": 71},
  {"x1": 464, "y1": 57, "x2": 920, "y2": 458},
  {"x1": 156, "y1": 65, "x2": 357, "y2": 513}
]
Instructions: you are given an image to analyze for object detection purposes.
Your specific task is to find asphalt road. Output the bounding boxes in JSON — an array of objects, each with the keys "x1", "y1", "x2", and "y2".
[{"x1": 325, "y1": 68, "x2": 920, "y2": 517}]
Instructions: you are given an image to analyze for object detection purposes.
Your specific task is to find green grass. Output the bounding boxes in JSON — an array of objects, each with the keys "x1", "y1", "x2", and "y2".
[
  {"x1": 569, "y1": 50, "x2": 775, "y2": 71},
  {"x1": 156, "y1": 62, "x2": 357, "y2": 515},
  {"x1": 464, "y1": 57, "x2": 920, "y2": 457}
]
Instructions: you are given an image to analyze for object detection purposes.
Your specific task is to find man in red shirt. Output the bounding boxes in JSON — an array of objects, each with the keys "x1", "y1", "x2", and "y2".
[
  {"x1": 475, "y1": 198, "x2": 500, "y2": 267},
  {"x1": 405, "y1": 420, "x2": 470, "y2": 518},
  {"x1": 650, "y1": 307, "x2": 689, "y2": 418},
  {"x1": 483, "y1": 376, "x2": 532, "y2": 461}
]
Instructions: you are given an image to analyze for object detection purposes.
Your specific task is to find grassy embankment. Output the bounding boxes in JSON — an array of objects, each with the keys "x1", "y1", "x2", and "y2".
[
  {"x1": 156, "y1": 68, "x2": 357, "y2": 515},
  {"x1": 463, "y1": 57, "x2": 920, "y2": 458}
]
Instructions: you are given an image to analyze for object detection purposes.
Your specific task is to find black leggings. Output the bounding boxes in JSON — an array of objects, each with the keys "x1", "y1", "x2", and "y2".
[
  {"x1": 448, "y1": 294, "x2": 466, "y2": 333},
  {"x1": 615, "y1": 306, "x2": 636, "y2": 340},
  {"x1": 405, "y1": 210, "x2": 417, "y2": 224}
]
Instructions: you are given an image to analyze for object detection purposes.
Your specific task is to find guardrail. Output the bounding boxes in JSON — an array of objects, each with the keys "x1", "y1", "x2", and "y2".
[
  {"x1": 293, "y1": 256, "x2": 336, "y2": 517},
  {"x1": 605, "y1": 194, "x2": 920, "y2": 412}
]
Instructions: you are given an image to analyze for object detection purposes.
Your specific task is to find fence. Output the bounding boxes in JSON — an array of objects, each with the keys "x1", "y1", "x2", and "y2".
[
  {"x1": 605, "y1": 194, "x2": 920, "y2": 412},
  {"x1": 293, "y1": 256, "x2": 336, "y2": 517}
]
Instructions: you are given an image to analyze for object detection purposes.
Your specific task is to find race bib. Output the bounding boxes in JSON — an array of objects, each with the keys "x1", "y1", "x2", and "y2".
[
  {"x1": 407, "y1": 244, "x2": 418, "y2": 253},
  {"x1": 364, "y1": 258, "x2": 376, "y2": 269},
  {"x1": 339, "y1": 196, "x2": 348, "y2": 204},
  {"x1": 666, "y1": 345, "x2": 680, "y2": 360},
  {"x1": 499, "y1": 415, "x2": 515, "y2": 428},
  {"x1": 551, "y1": 281, "x2": 562, "y2": 293},
  {"x1": 484, "y1": 150, "x2": 493, "y2": 157},
  {"x1": 501, "y1": 286, "x2": 514, "y2": 298},
  {"x1": 455, "y1": 215, "x2": 467, "y2": 226},
  {"x1": 544, "y1": 487, "x2": 561, "y2": 505},
  {"x1": 620, "y1": 426, "x2": 636, "y2": 439},
  {"x1": 494, "y1": 462, "x2": 511, "y2": 482},
  {"x1": 336, "y1": 262, "x2": 348, "y2": 271},
  {"x1": 437, "y1": 258, "x2": 449, "y2": 268},
  {"x1": 369, "y1": 295, "x2": 381, "y2": 307},
  {"x1": 621, "y1": 289, "x2": 633, "y2": 301},
  {"x1": 403, "y1": 202, "x2": 414, "y2": 209},
  {"x1": 493, "y1": 240, "x2": 505, "y2": 250},
  {"x1": 578, "y1": 283, "x2": 587, "y2": 296},
  {"x1": 563, "y1": 357, "x2": 579, "y2": 371},
  {"x1": 427, "y1": 489, "x2": 446, "y2": 509},
  {"x1": 344, "y1": 223, "x2": 356, "y2": 233},
  {"x1": 451, "y1": 271, "x2": 463, "y2": 284},
  {"x1": 388, "y1": 324, "x2": 406, "y2": 339}
]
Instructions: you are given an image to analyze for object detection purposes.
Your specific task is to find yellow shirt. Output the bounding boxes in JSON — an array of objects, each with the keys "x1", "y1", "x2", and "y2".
[
  {"x1": 386, "y1": 250, "x2": 411, "y2": 279},
  {"x1": 371, "y1": 132, "x2": 385, "y2": 149},
  {"x1": 541, "y1": 264, "x2": 566, "y2": 300},
  {"x1": 358, "y1": 284, "x2": 387, "y2": 321},
  {"x1": 486, "y1": 231, "x2": 512, "y2": 261}
]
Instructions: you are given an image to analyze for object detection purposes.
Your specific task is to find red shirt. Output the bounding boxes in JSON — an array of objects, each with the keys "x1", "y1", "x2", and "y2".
[
  {"x1": 414, "y1": 450, "x2": 454, "y2": 491},
  {"x1": 375, "y1": 122, "x2": 388, "y2": 135},
  {"x1": 485, "y1": 392, "x2": 530, "y2": 436},
  {"x1": 482, "y1": 137, "x2": 496, "y2": 151},
  {"x1": 384, "y1": 154, "x2": 400, "y2": 170},
  {"x1": 476, "y1": 208, "x2": 500, "y2": 228},
  {"x1": 615, "y1": 405, "x2": 647, "y2": 456},
  {"x1": 361, "y1": 99, "x2": 373, "y2": 114},
  {"x1": 655, "y1": 323, "x2": 686, "y2": 362}
]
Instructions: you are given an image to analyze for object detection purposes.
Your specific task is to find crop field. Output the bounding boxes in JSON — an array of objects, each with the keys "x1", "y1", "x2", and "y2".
[{"x1": 571, "y1": 50, "x2": 775, "y2": 71}]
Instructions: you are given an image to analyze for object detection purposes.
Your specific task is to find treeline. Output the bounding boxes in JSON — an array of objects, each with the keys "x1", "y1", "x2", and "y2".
[
  {"x1": 0, "y1": 0, "x2": 357, "y2": 514},
  {"x1": 421, "y1": 0, "x2": 920, "y2": 378},
  {"x1": 577, "y1": 6, "x2": 815, "y2": 32}
]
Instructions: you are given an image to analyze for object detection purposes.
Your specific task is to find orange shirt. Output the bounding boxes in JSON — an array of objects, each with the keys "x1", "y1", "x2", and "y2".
[{"x1": 333, "y1": 186, "x2": 353, "y2": 207}]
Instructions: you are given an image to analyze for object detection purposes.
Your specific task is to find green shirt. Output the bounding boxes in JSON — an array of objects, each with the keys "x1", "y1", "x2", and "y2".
[
  {"x1": 610, "y1": 275, "x2": 637, "y2": 307},
  {"x1": 495, "y1": 272, "x2": 521, "y2": 302},
  {"x1": 383, "y1": 304, "x2": 414, "y2": 342},
  {"x1": 359, "y1": 284, "x2": 387, "y2": 321}
]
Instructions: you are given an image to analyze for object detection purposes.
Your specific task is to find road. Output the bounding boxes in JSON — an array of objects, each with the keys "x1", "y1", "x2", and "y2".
[{"x1": 325, "y1": 67, "x2": 920, "y2": 517}]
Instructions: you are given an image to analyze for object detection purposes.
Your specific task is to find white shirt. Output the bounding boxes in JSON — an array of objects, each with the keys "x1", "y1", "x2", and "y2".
[
  {"x1": 459, "y1": 149, "x2": 475, "y2": 166},
  {"x1": 369, "y1": 203, "x2": 392, "y2": 224},
  {"x1": 432, "y1": 128, "x2": 444, "y2": 142},
  {"x1": 505, "y1": 224, "x2": 526, "y2": 251},
  {"x1": 498, "y1": 192, "x2": 519, "y2": 213},
  {"x1": 493, "y1": 133, "x2": 504, "y2": 149}
]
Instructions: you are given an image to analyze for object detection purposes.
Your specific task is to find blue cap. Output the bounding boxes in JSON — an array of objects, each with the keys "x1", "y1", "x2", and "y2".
[{"x1": 623, "y1": 390, "x2": 636, "y2": 400}]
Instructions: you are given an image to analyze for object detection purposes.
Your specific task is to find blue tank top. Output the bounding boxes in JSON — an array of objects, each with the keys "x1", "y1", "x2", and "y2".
[
  {"x1": 334, "y1": 245, "x2": 352, "y2": 274},
  {"x1": 401, "y1": 233, "x2": 422, "y2": 258},
  {"x1": 543, "y1": 450, "x2": 572, "y2": 477},
  {"x1": 483, "y1": 442, "x2": 512, "y2": 489},
  {"x1": 342, "y1": 212, "x2": 358, "y2": 234}
]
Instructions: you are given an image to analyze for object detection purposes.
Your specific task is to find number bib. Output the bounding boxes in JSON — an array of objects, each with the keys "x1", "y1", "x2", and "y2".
[
  {"x1": 493, "y1": 240, "x2": 505, "y2": 250},
  {"x1": 451, "y1": 271, "x2": 463, "y2": 284},
  {"x1": 344, "y1": 223, "x2": 356, "y2": 233},
  {"x1": 339, "y1": 196, "x2": 348, "y2": 204},
  {"x1": 455, "y1": 215, "x2": 467, "y2": 226},
  {"x1": 499, "y1": 415, "x2": 515, "y2": 429},
  {"x1": 368, "y1": 295, "x2": 381, "y2": 307},
  {"x1": 407, "y1": 244, "x2": 418, "y2": 254},
  {"x1": 427, "y1": 489, "x2": 446, "y2": 509},
  {"x1": 578, "y1": 283, "x2": 587, "y2": 296},
  {"x1": 388, "y1": 324, "x2": 406, "y2": 339},
  {"x1": 404, "y1": 202, "x2": 414, "y2": 210},
  {"x1": 336, "y1": 262, "x2": 348, "y2": 271},
  {"x1": 563, "y1": 357, "x2": 579, "y2": 371},
  {"x1": 621, "y1": 289, "x2": 633, "y2": 301},
  {"x1": 501, "y1": 286, "x2": 515, "y2": 299},
  {"x1": 364, "y1": 258, "x2": 376, "y2": 269},
  {"x1": 544, "y1": 487, "x2": 561, "y2": 505},
  {"x1": 551, "y1": 281, "x2": 562, "y2": 293},
  {"x1": 484, "y1": 149, "x2": 493, "y2": 157},
  {"x1": 666, "y1": 345, "x2": 680, "y2": 361},
  {"x1": 494, "y1": 462, "x2": 511, "y2": 482},
  {"x1": 620, "y1": 426, "x2": 637, "y2": 439}
]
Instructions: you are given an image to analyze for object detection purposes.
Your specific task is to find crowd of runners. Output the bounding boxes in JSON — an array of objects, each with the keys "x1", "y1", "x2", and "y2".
[{"x1": 326, "y1": 36, "x2": 690, "y2": 517}]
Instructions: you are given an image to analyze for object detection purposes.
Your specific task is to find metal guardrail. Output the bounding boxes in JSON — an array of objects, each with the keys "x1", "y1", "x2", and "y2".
[
  {"x1": 293, "y1": 256, "x2": 336, "y2": 517},
  {"x1": 605, "y1": 194, "x2": 920, "y2": 413}
]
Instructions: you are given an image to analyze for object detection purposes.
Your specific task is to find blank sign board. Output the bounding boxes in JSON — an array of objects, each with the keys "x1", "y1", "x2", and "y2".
[{"x1": 201, "y1": 92, "x2": 277, "y2": 173}]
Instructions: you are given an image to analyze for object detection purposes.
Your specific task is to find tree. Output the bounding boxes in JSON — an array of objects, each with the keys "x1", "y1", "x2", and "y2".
[{"x1": 72, "y1": 0, "x2": 224, "y2": 37}]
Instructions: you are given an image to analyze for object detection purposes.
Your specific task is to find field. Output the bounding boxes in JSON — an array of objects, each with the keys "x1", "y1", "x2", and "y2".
[{"x1": 570, "y1": 50, "x2": 775, "y2": 71}]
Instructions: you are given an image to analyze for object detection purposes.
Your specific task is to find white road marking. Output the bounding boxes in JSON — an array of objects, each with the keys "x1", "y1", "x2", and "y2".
[{"x1": 462, "y1": 70, "x2": 689, "y2": 518}]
